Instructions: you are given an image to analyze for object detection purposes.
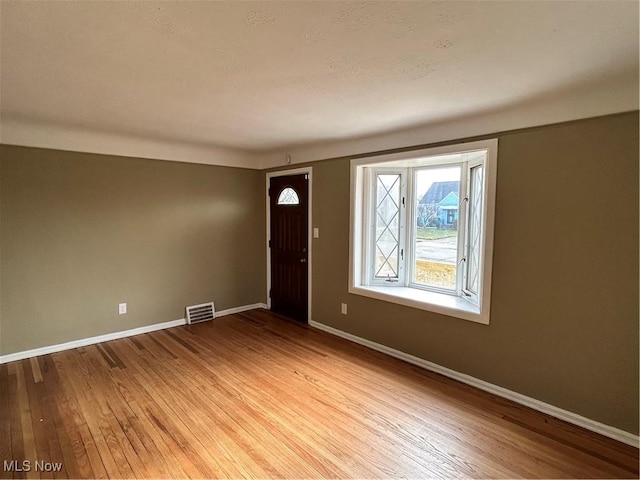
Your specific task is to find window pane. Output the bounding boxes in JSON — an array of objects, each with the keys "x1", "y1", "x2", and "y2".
[
  {"x1": 375, "y1": 174, "x2": 400, "y2": 279},
  {"x1": 277, "y1": 187, "x2": 299, "y2": 205},
  {"x1": 414, "y1": 167, "x2": 461, "y2": 289},
  {"x1": 466, "y1": 165, "x2": 484, "y2": 294}
]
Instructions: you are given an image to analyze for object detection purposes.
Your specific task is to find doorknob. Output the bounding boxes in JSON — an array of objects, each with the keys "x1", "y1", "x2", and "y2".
[{"x1": 300, "y1": 258, "x2": 307, "y2": 263}]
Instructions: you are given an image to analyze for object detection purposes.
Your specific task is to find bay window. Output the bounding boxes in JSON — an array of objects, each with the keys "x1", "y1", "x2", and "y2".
[{"x1": 349, "y1": 139, "x2": 497, "y2": 324}]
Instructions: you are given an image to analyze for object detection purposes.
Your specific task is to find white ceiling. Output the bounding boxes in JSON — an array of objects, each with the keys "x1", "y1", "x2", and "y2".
[{"x1": 1, "y1": 1, "x2": 638, "y2": 168}]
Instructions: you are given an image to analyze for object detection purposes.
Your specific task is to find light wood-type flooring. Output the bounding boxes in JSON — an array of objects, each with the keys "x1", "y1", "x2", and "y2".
[{"x1": 1, "y1": 309, "x2": 638, "y2": 478}]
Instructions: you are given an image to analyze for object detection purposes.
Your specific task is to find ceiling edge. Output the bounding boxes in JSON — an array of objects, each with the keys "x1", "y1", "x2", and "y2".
[
  {"x1": 257, "y1": 77, "x2": 639, "y2": 169},
  {"x1": 1, "y1": 70, "x2": 637, "y2": 170},
  {"x1": 0, "y1": 117, "x2": 261, "y2": 169}
]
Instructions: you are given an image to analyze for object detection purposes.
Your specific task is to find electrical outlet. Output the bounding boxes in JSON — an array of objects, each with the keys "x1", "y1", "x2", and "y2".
[
  {"x1": 118, "y1": 303, "x2": 127, "y2": 315},
  {"x1": 341, "y1": 303, "x2": 347, "y2": 315},
  {"x1": 313, "y1": 227, "x2": 319, "y2": 238}
]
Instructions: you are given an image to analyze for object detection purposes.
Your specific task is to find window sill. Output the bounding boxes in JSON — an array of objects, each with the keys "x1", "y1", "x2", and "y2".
[{"x1": 348, "y1": 284, "x2": 489, "y2": 325}]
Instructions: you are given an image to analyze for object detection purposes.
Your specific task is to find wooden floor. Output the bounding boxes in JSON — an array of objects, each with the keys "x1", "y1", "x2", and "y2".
[{"x1": 1, "y1": 309, "x2": 638, "y2": 479}]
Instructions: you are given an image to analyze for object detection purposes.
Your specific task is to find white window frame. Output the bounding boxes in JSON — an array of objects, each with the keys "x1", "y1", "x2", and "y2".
[
  {"x1": 407, "y1": 163, "x2": 466, "y2": 297},
  {"x1": 365, "y1": 168, "x2": 407, "y2": 286},
  {"x1": 461, "y1": 158, "x2": 485, "y2": 303},
  {"x1": 349, "y1": 139, "x2": 497, "y2": 325}
]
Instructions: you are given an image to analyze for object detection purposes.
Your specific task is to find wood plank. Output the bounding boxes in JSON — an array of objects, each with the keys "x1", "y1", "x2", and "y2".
[
  {"x1": 129, "y1": 336, "x2": 244, "y2": 477},
  {"x1": 99, "y1": 365, "x2": 192, "y2": 478},
  {"x1": 59, "y1": 348, "x2": 130, "y2": 478},
  {"x1": 249, "y1": 309, "x2": 640, "y2": 475},
  {"x1": 14, "y1": 362, "x2": 38, "y2": 479},
  {"x1": 1, "y1": 309, "x2": 637, "y2": 479},
  {"x1": 30, "y1": 357, "x2": 66, "y2": 480},
  {"x1": 21, "y1": 360, "x2": 50, "y2": 479},
  {"x1": 40, "y1": 355, "x2": 87, "y2": 479},
  {"x1": 6, "y1": 364, "x2": 23, "y2": 480},
  {"x1": 28, "y1": 359, "x2": 43, "y2": 385},
  {"x1": 100, "y1": 344, "x2": 126, "y2": 370},
  {"x1": 48, "y1": 355, "x2": 107, "y2": 479},
  {"x1": 99, "y1": 339, "x2": 206, "y2": 478},
  {"x1": 215, "y1": 320, "x2": 522, "y2": 477},
  {"x1": 82, "y1": 349, "x2": 163, "y2": 479},
  {"x1": 0, "y1": 364, "x2": 13, "y2": 474},
  {"x1": 173, "y1": 324, "x2": 432, "y2": 477},
  {"x1": 94, "y1": 345, "x2": 117, "y2": 369},
  {"x1": 138, "y1": 332, "x2": 327, "y2": 478}
]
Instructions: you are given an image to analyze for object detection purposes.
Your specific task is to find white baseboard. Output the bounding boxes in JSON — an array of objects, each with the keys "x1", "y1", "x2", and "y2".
[
  {"x1": 0, "y1": 318, "x2": 186, "y2": 364},
  {"x1": 216, "y1": 303, "x2": 267, "y2": 317},
  {"x1": 0, "y1": 303, "x2": 268, "y2": 365},
  {"x1": 309, "y1": 320, "x2": 640, "y2": 448}
]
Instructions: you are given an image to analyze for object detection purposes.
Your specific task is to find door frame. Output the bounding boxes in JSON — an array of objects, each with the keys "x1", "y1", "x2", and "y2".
[{"x1": 266, "y1": 167, "x2": 313, "y2": 322}]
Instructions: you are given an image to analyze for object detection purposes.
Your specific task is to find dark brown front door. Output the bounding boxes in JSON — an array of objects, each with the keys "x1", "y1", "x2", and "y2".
[{"x1": 269, "y1": 174, "x2": 309, "y2": 323}]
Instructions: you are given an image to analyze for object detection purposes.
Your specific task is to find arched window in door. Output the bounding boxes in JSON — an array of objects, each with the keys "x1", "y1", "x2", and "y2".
[{"x1": 277, "y1": 187, "x2": 299, "y2": 205}]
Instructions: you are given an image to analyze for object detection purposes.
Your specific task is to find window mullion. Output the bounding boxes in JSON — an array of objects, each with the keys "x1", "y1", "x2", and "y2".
[
  {"x1": 362, "y1": 168, "x2": 372, "y2": 286},
  {"x1": 456, "y1": 164, "x2": 469, "y2": 295},
  {"x1": 400, "y1": 168, "x2": 413, "y2": 286},
  {"x1": 402, "y1": 168, "x2": 412, "y2": 287},
  {"x1": 368, "y1": 168, "x2": 377, "y2": 285}
]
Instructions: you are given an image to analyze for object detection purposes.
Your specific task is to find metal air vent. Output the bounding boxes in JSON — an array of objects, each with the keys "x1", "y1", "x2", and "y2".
[{"x1": 186, "y1": 302, "x2": 216, "y2": 324}]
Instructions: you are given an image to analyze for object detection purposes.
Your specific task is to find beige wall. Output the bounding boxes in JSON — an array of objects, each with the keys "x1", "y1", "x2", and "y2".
[
  {"x1": 282, "y1": 112, "x2": 638, "y2": 434},
  {"x1": 0, "y1": 145, "x2": 266, "y2": 355}
]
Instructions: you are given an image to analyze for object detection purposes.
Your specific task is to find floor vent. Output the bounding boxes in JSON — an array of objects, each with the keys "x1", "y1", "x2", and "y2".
[{"x1": 186, "y1": 302, "x2": 216, "y2": 324}]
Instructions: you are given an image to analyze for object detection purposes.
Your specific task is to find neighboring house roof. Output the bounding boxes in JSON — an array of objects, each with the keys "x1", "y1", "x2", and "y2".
[
  {"x1": 438, "y1": 191, "x2": 459, "y2": 208},
  {"x1": 419, "y1": 181, "x2": 460, "y2": 204}
]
